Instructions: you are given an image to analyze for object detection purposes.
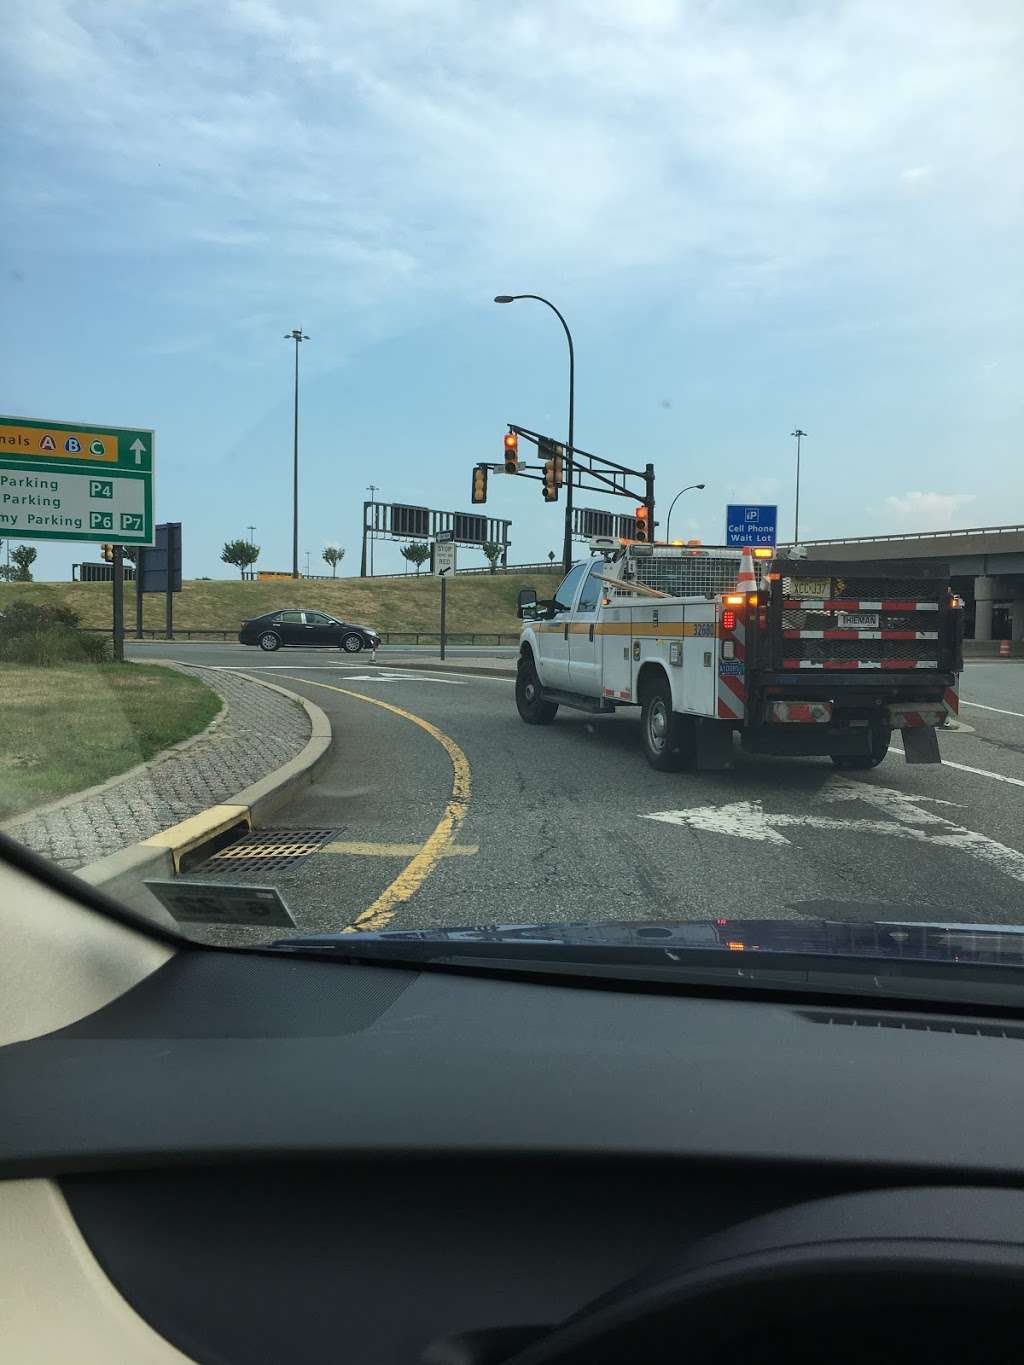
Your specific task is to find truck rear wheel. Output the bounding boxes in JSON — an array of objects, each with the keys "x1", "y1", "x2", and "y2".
[
  {"x1": 831, "y1": 726, "x2": 892, "y2": 770},
  {"x1": 516, "y1": 656, "x2": 558, "y2": 725},
  {"x1": 640, "y1": 678, "x2": 694, "y2": 772}
]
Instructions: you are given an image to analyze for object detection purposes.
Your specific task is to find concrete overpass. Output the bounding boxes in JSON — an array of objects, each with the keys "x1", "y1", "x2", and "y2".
[{"x1": 793, "y1": 525, "x2": 1024, "y2": 641}]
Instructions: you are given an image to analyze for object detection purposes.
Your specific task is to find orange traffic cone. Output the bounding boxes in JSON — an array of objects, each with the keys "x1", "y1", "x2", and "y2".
[
  {"x1": 999, "y1": 639, "x2": 1011, "y2": 657},
  {"x1": 736, "y1": 546, "x2": 758, "y2": 592}
]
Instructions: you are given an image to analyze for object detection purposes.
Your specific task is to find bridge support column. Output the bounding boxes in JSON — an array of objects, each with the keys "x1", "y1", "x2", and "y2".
[
  {"x1": 1011, "y1": 591, "x2": 1024, "y2": 642},
  {"x1": 973, "y1": 575, "x2": 995, "y2": 641}
]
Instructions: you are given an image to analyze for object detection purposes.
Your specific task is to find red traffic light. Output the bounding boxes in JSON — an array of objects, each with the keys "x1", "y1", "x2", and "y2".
[{"x1": 503, "y1": 432, "x2": 519, "y2": 473}]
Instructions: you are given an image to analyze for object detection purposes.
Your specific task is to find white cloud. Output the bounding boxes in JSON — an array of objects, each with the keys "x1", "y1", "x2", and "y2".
[{"x1": 879, "y1": 491, "x2": 977, "y2": 529}]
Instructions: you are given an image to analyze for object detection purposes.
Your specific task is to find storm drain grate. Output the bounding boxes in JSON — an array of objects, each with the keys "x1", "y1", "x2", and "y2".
[{"x1": 195, "y1": 828, "x2": 340, "y2": 875}]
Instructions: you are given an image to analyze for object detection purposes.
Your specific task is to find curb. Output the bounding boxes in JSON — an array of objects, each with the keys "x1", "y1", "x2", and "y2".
[{"x1": 75, "y1": 673, "x2": 332, "y2": 927}]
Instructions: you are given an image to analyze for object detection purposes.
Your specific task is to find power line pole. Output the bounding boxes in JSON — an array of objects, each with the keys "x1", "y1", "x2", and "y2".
[
  {"x1": 791, "y1": 429, "x2": 807, "y2": 544},
  {"x1": 285, "y1": 329, "x2": 309, "y2": 579}
]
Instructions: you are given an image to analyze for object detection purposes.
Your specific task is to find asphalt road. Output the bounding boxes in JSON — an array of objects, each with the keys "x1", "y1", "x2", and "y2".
[{"x1": 130, "y1": 642, "x2": 1024, "y2": 943}]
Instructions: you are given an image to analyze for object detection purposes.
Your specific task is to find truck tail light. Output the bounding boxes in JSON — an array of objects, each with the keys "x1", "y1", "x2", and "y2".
[
  {"x1": 722, "y1": 609, "x2": 737, "y2": 631},
  {"x1": 724, "y1": 593, "x2": 744, "y2": 606}
]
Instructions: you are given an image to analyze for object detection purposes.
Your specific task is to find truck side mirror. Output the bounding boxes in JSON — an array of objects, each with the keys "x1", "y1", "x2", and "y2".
[{"x1": 516, "y1": 587, "x2": 538, "y2": 619}]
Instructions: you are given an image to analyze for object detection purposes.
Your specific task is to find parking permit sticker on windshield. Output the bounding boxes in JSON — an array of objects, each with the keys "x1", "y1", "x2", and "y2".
[{"x1": 144, "y1": 880, "x2": 296, "y2": 927}]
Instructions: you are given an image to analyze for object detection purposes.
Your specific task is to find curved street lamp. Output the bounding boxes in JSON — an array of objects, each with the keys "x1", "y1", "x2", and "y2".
[
  {"x1": 665, "y1": 483, "x2": 705, "y2": 543},
  {"x1": 494, "y1": 294, "x2": 575, "y2": 573}
]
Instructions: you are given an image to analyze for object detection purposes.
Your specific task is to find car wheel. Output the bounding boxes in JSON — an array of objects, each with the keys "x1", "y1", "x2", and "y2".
[
  {"x1": 640, "y1": 677, "x2": 693, "y2": 771},
  {"x1": 831, "y1": 726, "x2": 892, "y2": 769},
  {"x1": 516, "y1": 656, "x2": 558, "y2": 725},
  {"x1": 258, "y1": 631, "x2": 282, "y2": 652},
  {"x1": 340, "y1": 633, "x2": 364, "y2": 653}
]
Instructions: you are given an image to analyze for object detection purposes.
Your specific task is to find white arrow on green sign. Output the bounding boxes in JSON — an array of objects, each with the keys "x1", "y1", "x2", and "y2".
[{"x1": 0, "y1": 414, "x2": 154, "y2": 545}]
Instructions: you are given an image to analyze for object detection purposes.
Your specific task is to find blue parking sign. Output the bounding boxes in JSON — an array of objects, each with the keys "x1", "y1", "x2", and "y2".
[{"x1": 725, "y1": 503, "x2": 777, "y2": 548}]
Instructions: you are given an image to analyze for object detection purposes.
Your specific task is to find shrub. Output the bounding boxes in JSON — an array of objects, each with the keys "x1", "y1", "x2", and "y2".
[
  {"x1": 0, "y1": 599, "x2": 110, "y2": 665},
  {"x1": 0, "y1": 627, "x2": 111, "y2": 666},
  {"x1": 0, "y1": 600, "x2": 81, "y2": 636}
]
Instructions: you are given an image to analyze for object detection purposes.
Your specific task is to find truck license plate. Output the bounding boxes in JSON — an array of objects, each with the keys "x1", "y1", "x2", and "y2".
[
  {"x1": 791, "y1": 578, "x2": 831, "y2": 599},
  {"x1": 837, "y1": 611, "x2": 879, "y2": 629}
]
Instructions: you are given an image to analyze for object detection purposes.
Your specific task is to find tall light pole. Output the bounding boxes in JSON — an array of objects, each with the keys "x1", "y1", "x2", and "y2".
[
  {"x1": 285, "y1": 329, "x2": 309, "y2": 579},
  {"x1": 366, "y1": 483, "x2": 379, "y2": 576},
  {"x1": 246, "y1": 525, "x2": 256, "y2": 582},
  {"x1": 791, "y1": 428, "x2": 807, "y2": 544},
  {"x1": 665, "y1": 483, "x2": 705, "y2": 543},
  {"x1": 494, "y1": 294, "x2": 575, "y2": 573}
]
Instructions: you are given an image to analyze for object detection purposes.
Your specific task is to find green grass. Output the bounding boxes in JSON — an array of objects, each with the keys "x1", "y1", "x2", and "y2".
[
  {"x1": 0, "y1": 663, "x2": 222, "y2": 821},
  {"x1": 0, "y1": 570, "x2": 561, "y2": 636}
]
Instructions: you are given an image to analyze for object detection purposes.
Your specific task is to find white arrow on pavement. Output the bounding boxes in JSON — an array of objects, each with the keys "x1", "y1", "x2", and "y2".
[
  {"x1": 129, "y1": 438, "x2": 146, "y2": 464},
  {"x1": 341, "y1": 673, "x2": 466, "y2": 685},
  {"x1": 642, "y1": 800, "x2": 1024, "y2": 884}
]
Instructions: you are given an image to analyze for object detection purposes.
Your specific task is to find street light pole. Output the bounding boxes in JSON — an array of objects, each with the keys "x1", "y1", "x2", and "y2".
[
  {"x1": 664, "y1": 483, "x2": 706, "y2": 543},
  {"x1": 791, "y1": 428, "x2": 807, "y2": 544},
  {"x1": 494, "y1": 294, "x2": 575, "y2": 574},
  {"x1": 285, "y1": 329, "x2": 309, "y2": 579}
]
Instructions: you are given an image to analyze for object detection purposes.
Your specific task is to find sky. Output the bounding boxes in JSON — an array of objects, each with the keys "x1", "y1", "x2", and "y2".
[{"x1": 2, "y1": 0, "x2": 1022, "y2": 582}]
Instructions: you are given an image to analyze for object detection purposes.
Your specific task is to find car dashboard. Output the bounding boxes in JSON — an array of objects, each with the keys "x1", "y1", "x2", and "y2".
[{"x1": 5, "y1": 948, "x2": 1024, "y2": 1363}]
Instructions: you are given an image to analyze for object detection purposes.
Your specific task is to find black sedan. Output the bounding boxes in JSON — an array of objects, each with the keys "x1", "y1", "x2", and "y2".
[{"x1": 239, "y1": 610, "x2": 381, "y2": 653}]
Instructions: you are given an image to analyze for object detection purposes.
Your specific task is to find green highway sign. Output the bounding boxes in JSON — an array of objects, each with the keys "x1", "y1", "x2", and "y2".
[{"x1": 0, "y1": 414, "x2": 154, "y2": 545}]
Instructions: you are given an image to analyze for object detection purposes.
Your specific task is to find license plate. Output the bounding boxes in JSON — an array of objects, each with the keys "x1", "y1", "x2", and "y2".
[
  {"x1": 790, "y1": 577, "x2": 831, "y2": 599},
  {"x1": 837, "y1": 611, "x2": 879, "y2": 629}
]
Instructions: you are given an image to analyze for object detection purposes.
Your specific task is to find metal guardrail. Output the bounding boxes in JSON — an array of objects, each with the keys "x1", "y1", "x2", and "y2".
[
  {"x1": 801, "y1": 525, "x2": 1024, "y2": 546},
  {"x1": 362, "y1": 561, "x2": 560, "y2": 580},
  {"x1": 81, "y1": 627, "x2": 522, "y2": 645}
]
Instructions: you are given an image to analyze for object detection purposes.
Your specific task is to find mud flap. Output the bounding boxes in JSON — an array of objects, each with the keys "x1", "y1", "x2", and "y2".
[
  {"x1": 696, "y1": 718, "x2": 735, "y2": 770},
  {"x1": 901, "y1": 725, "x2": 941, "y2": 764}
]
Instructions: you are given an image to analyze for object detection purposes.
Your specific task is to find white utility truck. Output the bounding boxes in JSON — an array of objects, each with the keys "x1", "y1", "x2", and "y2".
[{"x1": 515, "y1": 540, "x2": 963, "y2": 771}]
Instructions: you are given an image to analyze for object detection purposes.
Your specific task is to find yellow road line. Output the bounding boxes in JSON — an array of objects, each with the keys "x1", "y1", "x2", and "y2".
[
  {"x1": 276, "y1": 677, "x2": 471, "y2": 931},
  {"x1": 322, "y1": 841, "x2": 478, "y2": 857}
]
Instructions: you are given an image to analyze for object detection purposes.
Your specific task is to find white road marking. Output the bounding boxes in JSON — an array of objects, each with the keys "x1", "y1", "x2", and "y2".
[
  {"x1": 643, "y1": 793, "x2": 1024, "y2": 885},
  {"x1": 820, "y1": 779, "x2": 963, "y2": 823},
  {"x1": 888, "y1": 746, "x2": 1024, "y2": 789},
  {"x1": 340, "y1": 673, "x2": 466, "y2": 686},
  {"x1": 961, "y1": 700, "x2": 1024, "y2": 719}
]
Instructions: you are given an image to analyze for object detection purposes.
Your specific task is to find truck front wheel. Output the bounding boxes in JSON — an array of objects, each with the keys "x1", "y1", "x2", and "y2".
[
  {"x1": 516, "y1": 656, "x2": 558, "y2": 725},
  {"x1": 640, "y1": 678, "x2": 695, "y2": 772},
  {"x1": 831, "y1": 726, "x2": 892, "y2": 770}
]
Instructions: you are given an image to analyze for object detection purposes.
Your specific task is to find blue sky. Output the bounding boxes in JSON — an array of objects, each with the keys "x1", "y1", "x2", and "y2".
[{"x1": 2, "y1": 0, "x2": 1021, "y2": 581}]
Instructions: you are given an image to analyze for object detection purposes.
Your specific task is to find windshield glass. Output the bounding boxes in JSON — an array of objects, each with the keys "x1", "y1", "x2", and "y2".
[{"x1": 1, "y1": 1, "x2": 1022, "y2": 998}]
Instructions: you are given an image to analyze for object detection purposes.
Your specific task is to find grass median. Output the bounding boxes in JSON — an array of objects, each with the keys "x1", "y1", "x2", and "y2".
[{"x1": 0, "y1": 663, "x2": 222, "y2": 822}]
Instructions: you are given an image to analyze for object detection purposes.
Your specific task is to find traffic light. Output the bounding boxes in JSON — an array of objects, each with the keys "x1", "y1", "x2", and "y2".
[
  {"x1": 542, "y1": 458, "x2": 558, "y2": 502},
  {"x1": 634, "y1": 506, "x2": 650, "y2": 542},
  {"x1": 471, "y1": 464, "x2": 488, "y2": 504},
  {"x1": 503, "y1": 432, "x2": 519, "y2": 473},
  {"x1": 101, "y1": 543, "x2": 113, "y2": 563},
  {"x1": 538, "y1": 438, "x2": 565, "y2": 487}
]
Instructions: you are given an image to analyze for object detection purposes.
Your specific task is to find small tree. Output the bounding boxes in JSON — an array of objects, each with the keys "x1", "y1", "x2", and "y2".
[
  {"x1": 0, "y1": 564, "x2": 18, "y2": 581},
  {"x1": 482, "y1": 541, "x2": 503, "y2": 574},
  {"x1": 11, "y1": 545, "x2": 37, "y2": 582},
  {"x1": 221, "y1": 539, "x2": 259, "y2": 580},
  {"x1": 400, "y1": 542, "x2": 431, "y2": 575},
  {"x1": 323, "y1": 545, "x2": 345, "y2": 578}
]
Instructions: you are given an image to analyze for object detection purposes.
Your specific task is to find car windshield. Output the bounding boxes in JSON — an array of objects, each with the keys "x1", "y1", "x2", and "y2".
[{"x1": 1, "y1": 1, "x2": 1022, "y2": 1005}]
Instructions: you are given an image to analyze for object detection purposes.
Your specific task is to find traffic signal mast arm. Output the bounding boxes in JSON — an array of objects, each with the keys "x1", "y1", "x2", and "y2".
[{"x1": 479, "y1": 424, "x2": 656, "y2": 505}]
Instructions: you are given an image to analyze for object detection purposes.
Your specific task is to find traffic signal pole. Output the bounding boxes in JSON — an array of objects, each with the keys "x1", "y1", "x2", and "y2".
[{"x1": 111, "y1": 546, "x2": 124, "y2": 662}]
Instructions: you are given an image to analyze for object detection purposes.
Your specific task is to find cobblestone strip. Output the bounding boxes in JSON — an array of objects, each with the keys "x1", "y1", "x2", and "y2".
[{"x1": 4, "y1": 666, "x2": 310, "y2": 870}]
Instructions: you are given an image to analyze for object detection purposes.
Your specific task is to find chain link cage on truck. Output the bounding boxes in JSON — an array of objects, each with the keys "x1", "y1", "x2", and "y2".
[{"x1": 514, "y1": 541, "x2": 963, "y2": 772}]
